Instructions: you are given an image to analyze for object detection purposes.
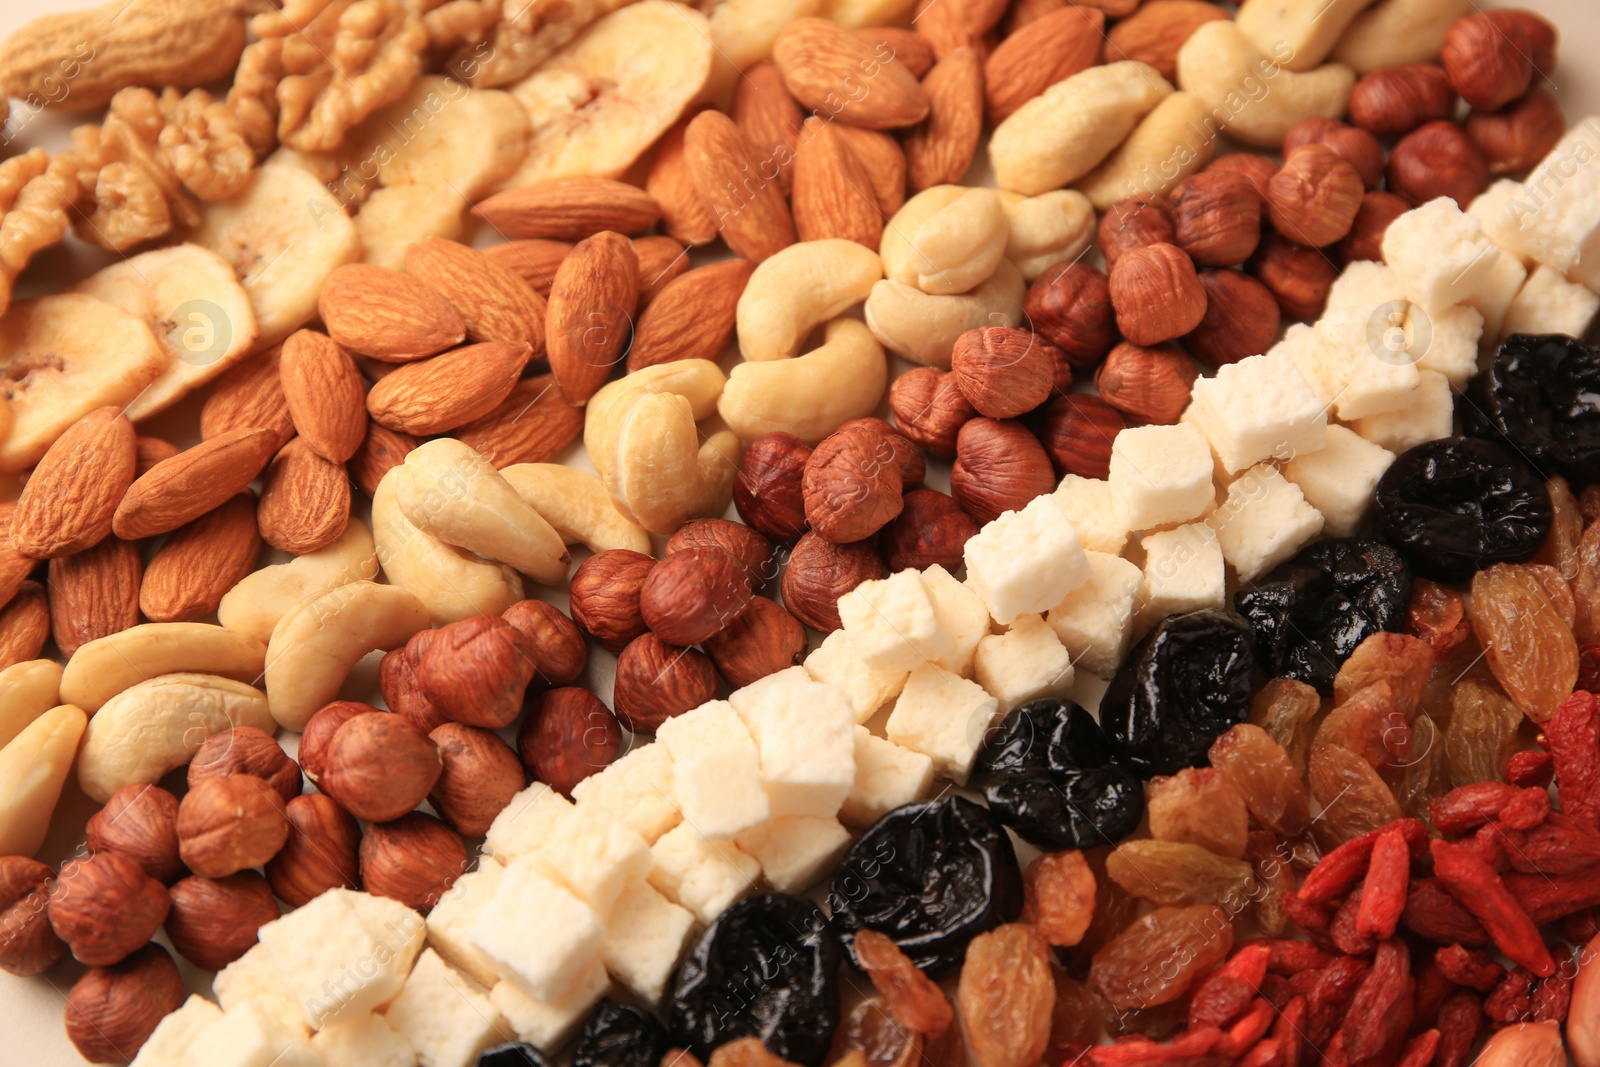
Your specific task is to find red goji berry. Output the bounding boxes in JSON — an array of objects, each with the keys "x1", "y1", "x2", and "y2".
[
  {"x1": 1431, "y1": 839, "x2": 1557, "y2": 976},
  {"x1": 1281, "y1": 891, "x2": 1335, "y2": 944},
  {"x1": 1083, "y1": 1026, "x2": 1223, "y2": 1065},
  {"x1": 1434, "y1": 944, "x2": 1505, "y2": 991},
  {"x1": 1563, "y1": 907, "x2": 1600, "y2": 943},
  {"x1": 1532, "y1": 965, "x2": 1574, "y2": 1023},
  {"x1": 1355, "y1": 827, "x2": 1408, "y2": 939},
  {"x1": 1401, "y1": 878, "x2": 1491, "y2": 946},
  {"x1": 1580, "y1": 643, "x2": 1600, "y2": 693},
  {"x1": 1471, "y1": 821, "x2": 1509, "y2": 870},
  {"x1": 1503, "y1": 865, "x2": 1600, "y2": 923},
  {"x1": 1219, "y1": 999, "x2": 1274, "y2": 1054},
  {"x1": 1433, "y1": 991, "x2": 1482, "y2": 1067},
  {"x1": 1328, "y1": 886, "x2": 1376, "y2": 956},
  {"x1": 1187, "y1": 943, "x2": 1270, "y2": 1028},
  {"x1": 1546, "y1": 690, "x2": 1600, "y2": 827},
  {"x1": 1499, "y1": 812, "x2": 1600, "y2": 874},
  {"x1": 1394, "y1": 1029, "x2": 1440, "y2": 1067},
  {"x1": 1235, "y1": 1038, "x2": 1284, "y2": 1067},
  {"x1": 1271, "y1": 996, "x2": 1306, "y2": 1067},
  {"x1": 1242, "y1": 938, "x2": 1334, "y2": 976},
  {"x1": 1259, "y1": 973, "x2": 1293, "y2": 1010},
  {"x1": 1332, "y1": 939, "x2": 1411, "y2": 1062},
  {"x1": 1297, "y1": 819, "x2": 1427, "y2": 905},
  {"x1": 1485, "y1": 967, "x2": 1537, "y2": 1025},
  {"x1": 1499, "y1": 786, "x2": 1552, "y2": 830},
  {"x1": 1413, "y1": 958, "x2": 1455, "y2": 1028},
  {"x1": 1506, "y1": 749, "x2": 1555, "y2": 788},
  {"x1": 1305, "y1": 957, "x2": 1370, "y2": 1049},
  {"x1": 1429, "y1": 781, "x2": 1520, "y2": 835}
]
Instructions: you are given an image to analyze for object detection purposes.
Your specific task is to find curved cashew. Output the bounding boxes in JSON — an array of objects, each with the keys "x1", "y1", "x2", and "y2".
[
  {"x1": 864, "y1": 259, "x2": 1026, "y2": 368},
  {"x1": 264, "y1": 581, "x2": 430, "y2": 730},
  {"x1": 1177, "y1": 22, "x2": 1355, "y2": 148},
  {"x1": 1237, "y1": 0, "x2": 1380, "y2": 72},
  {"x1": 997, "y1": 191, "x2": 1096, "y2": 282},
  {"x1": 0, "y1": 704, "x2": 87, "y2": 856},
  {"x1": 372, "y1": 470, "x2": 525, "y2": 624},
  {"x1": 737, "y1": 240, "x2": 884, "y2": 362},
  {"x1": 499, "y1": 464, "x2": 652, "y2": 555},
  {"x1": 608, "y1": 393, "x2": 743, "y2": 534},
  {"x1": 61, "y1": 623, "x2": 268, "y2": 713},
  {"x1": 218, "y1": 519, "x2": 379, "y2": 645},
  {"x1": 0, "y1": 659, "x2": 63, "y2": 750},
  {"x1": 77, "y1": 676, "x2": 271, "y2": 804},
  {"x1": 990, "y1": 62, "x2": 1173, "y2": 196},
  {"x1": 585, "y1": 360, "x2": 727, "y2": 484},
  {"x1": 719, "y1": 318, "x2": 889, "y2": 444},
  {"x1": 1332, "y1": 0, "x2": 1472, "y2": 73},
  {"x1": 1075, "y1": 93, "x2": 1217, "y2": 210},
  {"x1": 881, "y1": 187, "x2": 1009, "y2": 296},
  {"x1": 393, "y1": 439, "x2": 569, "y2": 585}
]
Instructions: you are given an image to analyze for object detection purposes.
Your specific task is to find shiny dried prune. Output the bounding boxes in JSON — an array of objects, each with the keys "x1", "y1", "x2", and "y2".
[
  {"x1": 667, "y1": 893, "x2": 843, "y2": 1067},
  {"x1": 829, "y1": 796, "x2": 1023, "y2": 979},
  {"x1": 1100, "y1": 609, "x2": 1256, "y2": 776},
  {"x1": 1466, "y1": 333, "x2": 1600, "y2": 485},
  {"x1": 575, "y1": 1000, "x2": 670, "y2": 1067},
  {"x1": 1236, "y1": 538, "x2": 1412, "y2": 693},
  {"x1": 1375, "y1": 436, "x2": 1553, "y2": 581},
  {"x1": 479, "y1": 1045, "x2": 550, "y2": 1067}
]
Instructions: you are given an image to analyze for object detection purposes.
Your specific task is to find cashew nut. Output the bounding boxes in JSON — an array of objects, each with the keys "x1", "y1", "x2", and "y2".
[
  {"x1": 1177, "y1": 22, "x2": 1355, "y2": 148},
  {"x1": 990, "y1": 62, "x2": 1173, "y2": 196},
  {"x1": 1237, "y1": 0, "x2": 1380, "y2": 72},
  {"x1": 218, "y1": 520, "x2": 379, "y2": 645},
  {"x1": 881, "y1": 187, "x2": 1009, "y2": 296},
  {"x1": 499, "y1": 464, "x2": 652, "y2": 555},
  {"x1": 719, "y1": 318, "x2": 889, "y2": 444},
  {"x1": 864, "y1": 259, "x2": 1026, "y2": 368},
  {"x1": 77, "y1": 676, "x2": 271, "y2": 804},
  {"x1": 0, "y1": 705, "x2": 87, "y2": 856},
  {"x1": 737, "y1": 240, "x2": 884, "y2": 362},
  {"x1": 585, "y1": 361, "x2": 728, "y2": 483},
  {"x1": 264, "y1": 581, "x2": 430, "y2": 730},
  {"x1": 1332, "y1": 0, "x2": 1473, "y2": 73},
  {"x1": 372, "y1": 470, "x2": 525, "y2": 624},
  {"x1": 706, "y1": 0, "x2": 823, "y2": 103},
  {"x1": 0, "y1": 659, "x2": 63, "y2": 751},
  {"x1": 393, "y1": 439, "x2": 569, "y2": 585},
  {"x1": 1075, "y1": 93, "x2": 1217, "y2": 210},
  {"x1": 60, "y1": 623, "x2": 268, "y2": 713},
  {"x1": 997, "y1": 191, "x2": 1096, "y2": 282}
]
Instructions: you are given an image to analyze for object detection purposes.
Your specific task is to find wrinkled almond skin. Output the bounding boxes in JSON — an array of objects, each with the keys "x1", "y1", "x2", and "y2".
[
  {"x1": 667, "y1": 519, "x2": 776, "y2": 586},
  {"x1": 734, "y1": 63, "x2": 804, "y2": 197},
  {"x1": 176, "y1": 775, "x2": 290, "y2": 880},
  {"x1": 471, "y1": 178, "x2": 663, "y2": 241},
  {"x1": 889, "y1": 368, "x2": 978, "y2": 460},
  {"x1": 1387, "y1": 120, "x2": 1490, "y2": 207},
  {"x1": 321, "y1": 713, "x2": 442, "y2": 824},
  {"x1": 455, "y1": 374, "x2": 584, "y2": 470},
  {"x1": 366, "y1": 341, "x2": 530, "y2": 436},
  {"x1": 1268, "y1": 144, "x2": 1366, "y2": 248},
  {"x1": 612, "y1": 633, "x2": 718, "y2": 734},
  {"x1": 628, "y1": 259, "x2": 755, "y2": 371},
  {"x1": 199, "y1": 345, "x2": 295, "y2": 449},
  {"x1": 483, "y1": 239, "x2": 576, "y2": 296},
  {"x1": 48, "y1": 853, "x2": 171, "y2": 967},
  {"x1": 1185, "y1": 271, "x2": 1282, "y2": 369},
  {"x1": 381, "y1": 641, "x2": 450, "y2": 734},
  {"x1": 416, "y1": 615, "x2": 539, "y2": 729},
  {"x1": 952, "y1": 419, "x2": 1056, "y2": 526},
  {"x1": 279, "y1": 329, "x2": 368, "y2": 464},
  {"x1": 647, "y1": 116, "x2": 720, "y2": 248},
  {"x1": 639, "y1": 546, "x2": 755, "y2": 646},
  {"x1": 1348, "y1": 63, "x2": 1456, "y2": 138},
  {"x1": 1104, "y1": 0, "x2": 1226, "y2": 82},
  {"x1": 297, "y1": 701, "x2": 379, "y2": 784},
  {"x1": 1170, "y1": 170, "x2": 1262, "y2": 267},
  {"x1": 1108, "y1": 243, "x2": 1207, "y2": 346},
  {"x1": 10, "y1": 406, "x2": 134, "y2": 558},
  {"x1": 517, "y1": 687, "x2": 623, "y2": 796},
  {"x1": 1248, "y1": 234, "x2": 1338, "y2": 321},
  {"x1": 64, "y1": 944, "x2": 185, "y2": 1065},
  {"x1": 986, "y1": 8, "x2": 1103, "y2": 123},
  {"x1": 49, "y1": 536, "x2": 141, "y2": 656},
  {"x1": 266, "y1": 793, "x2": 361, "y2": 908},
  {"x1": 140, "y1": 492, "x2": 260, "y2": 623},
  {"x1": 348, "y1": 422, "x2": 421, "y2": 497},
  {"x1": 0, "y1": 857, "x2": 65, "y2": 976},
  {"x1": 317, "y1": 263, "x2": 466, "y2": 361},
  {"x1": 705, "y1": 597, "x2": 808, "y2": 689},
  {"x1": 793, "y1": 116, "x2": 883, "y2": 248},
  {"x1": 360, "y1": 812, "x2": 467, "y2": 913},
  {"x1": 134, "y1": 436, "x2": 180, "y2": 476},
  {"x1": 781, "y1": 533, "x2": 885, "y2": 633},
  {"x1": 405, "y1": 237, "x2": 548, "y2": 353},
  {"x1": 802, "y1": 429, "x2": 905, "y2": 544},
  {"x1": 1024, "y1": 263, "x2": 1119, "y2": 371},
  {"x1": 257, "y1": 437, "x2": 351, "y2": 555},
  {"x1": 165, "y1": 872, "x2": 279, "y2": 970},
  {"x1": 569, "y1": 550, "x2": 656, "y2": 652},
  {"x1": 733, "y1": 433, "x2": 813, "y2": 543},
  {"x1": 546, "y1": 230, "x2": 640, "y2": 405},
  {"x1": 1283, "y1": 117, "x2": 1386, "y2": 191},
  {"x1": 84, "y1": 786, "x2": 183, "y2": 885},
  {"x1": 684, "y1": 110, "x2": 798, "y2": 263},
  {"x1": 0, "y1": 582, "x2": 49, "y2": 671},
  {"x1": 859, "y1": 27, "x2": 934, "y2": 79},
  {"x1": 774, "y1": 18, "x2": 930, "y2": 130},
  {"x1": 1095, "y1": 342, "x2": 1199, "y2": 425},
  {"x1": 502, "y1": 599, "x2": 588, "y2": 688},
  {"x1": 188, "y1": 726, "x2": 302, "y2": 805},
  {"x1": 951, "y1": 327, "x2": 1058, "y2": 418},
  {"x1": 881, "y1": 488, "x2": 980, "y2": 573},
  {"x1": 1098, "y1": 196, "x2": 1176, "y2": 269},
  {"x1": 427, "y1": 723, "x2": 525, "y2": 837},
  {"x1": 907, "y1": 46, "x2": 985, "y2": 191},
  {"x1": 1339, "y1": 191, "x2": 1411, "y2": 264},
  {"x1": 112, "y1": 428, "x2": 277, "y2": 540}
]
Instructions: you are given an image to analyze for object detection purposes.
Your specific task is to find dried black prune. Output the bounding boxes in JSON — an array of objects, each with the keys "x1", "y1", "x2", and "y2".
[
  {"x1": 1375, "y1": 436, "x2": 1553, "y2": 581},
  {"x1": 478, "y1": 1044, "x2": 549, "y2": 1067},
  {"x1": 667, "y1": 893, "x2": 842, "y2": 1067},
  {"x1": 828, "y1": 796, "x2": 1023, "y2": 980},
  {"x1": 1101, "y1": 609, "x2": 1256, "y2": 777},
  {"x1": 1236, "y1": 538, "x2": 1411, "y2": 694},
  {"x1": 1466, "y1": 333, "x2": 1600, "y2": 485},
  {"x1": 574, "y1": 1000, "x2": 670, "y2": 1067}
]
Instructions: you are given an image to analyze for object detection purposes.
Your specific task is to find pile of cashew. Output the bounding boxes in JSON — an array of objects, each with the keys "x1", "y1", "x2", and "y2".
[
  {"x1": 1075, "y1": 93, "x2": 1217, "y2": 210},
  {"x1": 997, "y1": 191, "x2": 1096, "y2": 281},
  {"x1": 1331, "y1": 0, "x2": 1473, "y2": 72},
  {"x1": 1177, "y1": 21, "x2": 1355, "y2": 148},
  {"x1": 218, "y1": 521, "x2": 379, "y2": 644},
  {"x1": 865, "y1": 260, "x2": 1026, "y2": 368},
  {"x1": 499, "y1": 464, "x2": 652, "y2": 555},
  {"x1": 720, "y1": 319, "x2": 889, "y2": 444},
  {"x1": 881, "y1": 187, "x2": 1011, "y2": 296},
  {"x1": 60, "y1": 623, "x2": 267, "y2": 713},
  {"x1": 0, "y1": 687, "x2": 80, "y2": 857},
  {"x1": 1235, "y1": 0, "x2": 1378, "y2": 73},
  {"x1": 737, "y1": 240, "x2": 883, "y2": 362}
]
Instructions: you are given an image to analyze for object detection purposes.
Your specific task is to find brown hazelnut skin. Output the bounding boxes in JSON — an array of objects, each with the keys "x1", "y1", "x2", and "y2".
[
  {"x1": 1205, "y1": 154, "x2": 1278, "y2": 199},
  {"x1": 518, "y1": 687, "x2": 622, "y2": 795},
  {"x1": 1502, "y1": 9, "x2": 1558, "y2": 77},
  {"x1": 176, "y1": 775, "x2": 291, "y2": 879},
  {"x1": 1465, "y1": 87, "x2": 1566, "y2": 175},
  {"x1": 781, "y1": 534, "x2": 885, "y2": 632},
  {"x1": 1094, "y1": 342, "x2": 1199, "y2": 426},
  {"x1": 888, "y1": 368, "x2": 977, "y2": 460},
  {"x1": 1108, "y1": 243, "x2": 1208, "y2": 346},
  {"x1": 1387, "y1": 120, "x2": 1490, "y2": 207},
  {"x1": 380, "y1": 639, "x2": 451, "y2": 734},
  {"x1": 416, "y1": 614, "x2": 538, "y2": 729},
  {"x1": 950, "y1": 326, "x2": 1058, "y2": 418},
  {"x1": 666, "y1": 519, "x2": 776, "y2": 585},
  {"x1": 1040, "y1": 395, "x2": 1126, "y2": 481},
  {"x1": 1023, "y1": 262, "x2": 1118, "y2": 372},
  {"x1": 64, "y1": 943, "x2": 185, "y2": 1064},
  {"x1": 1267, "y1": 144, "x2": 1365, "y2": 249},
  {"x1": 320, "y1": 713, "x2": 443, "y2": 823},
  {"x1": 1283, "y1": 118, "x2": 1385, "y2": 191},
  {"x1": 500, "y1": 600, "x2": 588, "y2": 688},
  {"x1": 1170, "y1": 170, "x2": 1262, "y2": 267},
  {"x1": 84, "y1": 784, "x2": 184, "y2": 884},
  {"x1": 164, "y1": 871, "x2": 280, "y2": 970},
  {"x1": 298, "y1": 700, "x2": 381, "y2": 783},
  {"x1": 0, "y1": 856, "x2": 65, "y2": 976},
  {"x1": 834, "y1": 417, "x2": 926, "y2": 487},
  {"x1": 1248, "y1": 233, "x2": 1338, "y2": 322},
  {"x1": 1097, "y1": 196, "x2": 1175, "y2": 268},
  {"x1": 951, "y1": 419, "x2": 1056, "y2": 525},
  {"x1": 428, "y1": 722, "x2": 527, "y2": 836},
  {"x1": 188, "y1": 726, "x2": 302, "y2": 805},
  {"x1": 569, "y1": 549, "x2": 656, "y2": 652},
  {"x1": 48, "y1": 853, "x2": 171, "y2": 966},
  {"x1": 360, "y1": 812, "x2": 467, "y2": 913},
  {"x1": 801, "y1": 430, "x2": 905, "y2": 544},
  {"x1": 1442, "y1": 10, "x2": 1533, "y2": 112},
  {"x1": 879, "y1": 488, "x2": 978, "y2": 573},
  {"x1": 639, "y1": 545, "x2": 756, "y2": 645},
  {"x1": 266, "y1": 793, "x2": 361, "y2": 908},
  {"x1": 1348, "y1": 63, "x2": 1456, "y2": 138},
  {"x1": 1184, "y1": 270, "x2": 1282, "y2": 369},
  {"x1": 1338, "y1": 191, "x2": 1412, "y2": 264},
  {"x1": 732, "y1": 433, "x2": 812, "y2": 543},
  {"x1": 704, "y1": 597, "x2": 809, "y2": 689},
  {"x1": 612, "y1": 633, "x2": 719, "y2": 733}
]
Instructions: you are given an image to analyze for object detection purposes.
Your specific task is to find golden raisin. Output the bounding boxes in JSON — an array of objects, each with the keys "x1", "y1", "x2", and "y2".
[
  {"x1": 834, "y1": 999, "x2": 920, "y2": 1067},
  {"x1": 1046, "y1": 969, "x2": 1104, "y2": 1061},
  {"x1": 1145, "y1": 768, "x2": 1249, "y2": 858},
  {"x1": 1314, "y1": 682, "x2": 1414, "y2": 770},
  {"x1": 1309, "y1": 742, "x2": 1403, "y2": 848},
  {"x1": 1578, "y1": 521, "x2": 1600, "y2": 645},
  {"x1": 1446, "y1": 678, "x2": 1523, "y2": 788},
  {"x1": 1088, "y1": 905, "x2": 1234, "y2": 1011},
  {"x1": 1407, "y1": 577, "x2": 1473, "y2": 656},
  {"x1": 1332, "y1": 632, "x2": 1436, "y2": 715},
  {"x1": 1209, "y1": 723, "x2": 1310, "y2": 838},
  {"x1": 1105, "y1": 841, "x2": 1256, "y2": 906},
  {"x1": 1470, "y1": 563, "x2": 1579, "y2": 723},
  {"x1": 1250, "y1": 678, "x2": 1321, "y2": 773},
  {"x1": 1536, "y1": 475, "x2": 1585, "y2": 580},
  {"x1": 1022, "y1": 851, "x2": 1098, "y2": 948},
  {"x1": 853, "y1": 929, "x2": 953, "y2": 1037},
  {"x1": 958, "y1": 924, "x2": 1054, "y2": 1067}
]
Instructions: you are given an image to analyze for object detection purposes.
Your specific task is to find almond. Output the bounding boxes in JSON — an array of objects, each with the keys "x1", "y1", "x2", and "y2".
[
  {"x1": 0, "y1": 582, "x2": 48, "y2": 671},
  {"x1": 913, "y1": 0, "x2": 978, "y2": 59},
  {"x1": 199, "y1": 346, "x2": 295, "y2": 449},
  {"x1": 113, "y1": 428, "x2": 278, "y2": 541},
  {"x1": 317, "y1": 264, "x2": 466, "y2": 362},
  {"x1": 905, "y1": 46, "x2": 986, "y2": 192},
  {"x1": 646, "y1": 116, "x2": 720, "y2": 248},
  {"x1": 482, "y1": 239, "x2": 575, "y2": 297},
  {"x1": 774, "y1": 19, "x2": 931, "y2": 129},
  {"x1": 792, "y1": 117, "x2": 884, "y2": 248},
  {"x1": 454, "y1": 374, "x2": 585, "y2": 469},
  {"x1": 634, "y1": 235, "x2": 691, "y2": 306},
  {"x1": 857, "y1": 27, "x2": 935, "y2": 79},
  {"x1": 985, "y1": 7, "x2": 1105, "y2": 124},
  {"x1": 833, "y1": 125, "x2": 908, "y2": 216},
  {"x1": 683, "y1": 110, "x2": 798, "y2": 264},
  {"x1": 10, "y1": 406, "x2": 136, "y2": 559},
  {"x1": 365, "y1": 341, "x2": 529, "y2": 436},
  {"x1": 472, "y1": 178, "x2": 662, "y2": 241},
  {"x1": 135, "y1": 437, "x2": 180, "y2": 476},
  {"x1": 404, "y1": 238, "x2": 548, "y2": 353},
  {"x1": 1105, "y1": 0, "x2": 1229, "y2": 83},
  {"x1": 257, "y1": 438, "x2": 352, "y2": 555},
  {"x1": 278, "y1": 330, "x2": 368, "y2": 464},
  {"x1": 546, "y1": 231, "x2": 639, "y2": 405},
  {"x1": 347, "y1": 422, "x2": 420, "y2": 498},
  {"x1": 48, "y1": 539, "x2": 141, "y2": 656},
  {"x1": 734, "y1": 63, "x2": 804, "y2": 197},
  {"x1": 140, "y1": 492, "x2": 261, "y2": 623},
  {"x1": 628, "y1": 260, "x2": 756, "y2": 371},
  {"x1": 0, "y1": 512, "x2": 34, "y2": 612}
]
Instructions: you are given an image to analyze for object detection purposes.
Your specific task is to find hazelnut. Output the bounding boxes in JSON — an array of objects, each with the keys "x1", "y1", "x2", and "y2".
[
  {"x1": 1108, "y1": 243, "x2": 1208, "y2": 346},
  {"x1": 417, "y1": 614, "x2": 538, "y2": 729},
  {"x1": 1338, "y1": 191, "x2": 1411, "y2": 264},
  {"x1": 612, "y1": 633, "x2": 718, "y2": 733},
  {"x1": 888, "y1": 368, "x2": 977, "y2": 460},
  {"x1": 502, "y1": 599, "x2": 590, "y2": 687},
  {"x1": 0, "y1": 856, "x2": 64, "y2": 976},
  {"x1": 950, "y1": 419, "x2": 1056, "y2": 525},
  {"x1": 1465, "y1": 87, "x2": 1566, "y2": 175},
  {"x1": 1170, "y1": 170, "x2": 1262, "y2": 267},
  {"x1": 164, "y1": 871, "x2": 279, "y2": 970},
  {"x1": 1039, "y1": 395, "x2": 1126, "y2": 481},
  {"x1": 666, "y1": 519, "x2": 777, "y2": 585},
  {"x1": 780, "y1": 534, "x2": 885, "y2": 632},
  {"x1": 1023, "y1": 262, "x2": 1117, "y2": 371},
  {"x1": 1502, "y1": 9, "x2": 1557, "y2": 77},
  {"x1": 360, "y1": 812, "x2": 467, "y2": 913},
  {"x1": 704, "y1": 597, "x2": 808, "y2": 688},
  {"x1": 1097, "y1": 196, "x2": 1175, "y2": 268},
  {"x1": 428, "y1": 722, "x2": 526, "y2": 836},
  {"x1": 266, "y1": 793, "x2": 361, "y2": 908},
  {"x1": 1387, "y1": 120, "x2": 1489, "y2": 207},
  {"x1": 84, "y1": 784, "x2": 183, "y2": 884},
  {"x1": 801, "y1": 430, "x2": 905, "y2": 544},
  {"x1": 1282, "y1": 118, "x2": 1385, "y2": 190},
  {"x1": 732, "y1": 433, "x2": 812, "y2": 543},
  {"x1": 1204, "y1": 154, "x2": 1278, "y2": 199},
  {"x1": 1348, "y1": 64, "x2": 1456, "y2": 138},
  {"x1": 187, "y1": 726, "x2": 302, "y2": 805},
  {"x1": 1442, "y1": 11, "x2": 1533, "y2": 112},
  {"x1": 298, "y1": 700, "x2": 380, "y2": 783},
  {"x1": 64, "y1": 943, "x2": 185, "y2": 1064},
  {"x1": 1184, "y1": 271, "x2": 1282, "y2": 368},
  {"x1": 1094, "y1": 342, "x2": 1199, "y2": 425},
  {"x1": 835, "y1": 417, "x2": 926, "y2": 487},
  {"x1": 1248, "y1": 233, "x2": 1338, "y2": 321},
  {"x1": 569, "y1": 549, "x2": 655, "y2": 652},
  {"x1": 49, "y1": 853, "x2": 171, "y2": 966},
  {"x1": 639, "y1": 546, "x2": 756, "y2": 644},
  {"x1": 518, "y1": 687, "x2": 623, "y2": 795},
  {"x1": 879, "y1": 488, "x2": 978, "y2": 572},
  {"x1": 321, "y1": 713, "x2": 442, "y2": 823},
  {"x1": 380, "y1": 641, "x2": 450, "y2": 733},
  {"x1": 950, "y1": 326, "x2": 1058, "y2": 418},
  {"x1": 1267, "y1": 144, "x2": 1365, "y2": 248},
  {"x1": 177, "y1": 775, "x2": 291, "y2": 879}
]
